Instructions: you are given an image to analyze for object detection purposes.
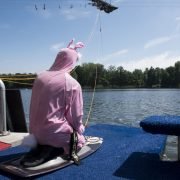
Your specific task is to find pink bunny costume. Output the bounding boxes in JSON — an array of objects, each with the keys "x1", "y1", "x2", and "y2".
[{"x1": 29, "y1": 40, "x2": 85, "y2": 154}]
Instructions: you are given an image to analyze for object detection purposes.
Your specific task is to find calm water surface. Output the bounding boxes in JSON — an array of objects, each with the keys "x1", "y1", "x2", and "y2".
[{"x1": 21, "y1": 89, "x2": 180, "y2": 127}]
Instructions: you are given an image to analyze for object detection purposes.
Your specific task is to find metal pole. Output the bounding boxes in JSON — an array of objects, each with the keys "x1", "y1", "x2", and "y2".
[
  {"x1": 178, "y1": 136, "x2": 180, "y2": 161},
  {"x1": 0, "y1": 79, "x2": 9, "y2": 135}
]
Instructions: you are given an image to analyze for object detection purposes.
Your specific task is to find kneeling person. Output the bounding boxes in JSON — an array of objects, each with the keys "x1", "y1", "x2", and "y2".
[{"x1": 21, "y1": 40, "x2": 85, "y2": 167}]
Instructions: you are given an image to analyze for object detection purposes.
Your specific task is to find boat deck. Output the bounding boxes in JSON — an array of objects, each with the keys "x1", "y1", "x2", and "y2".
[
  {"x1": 1, "y1": 123, "x2": 177, "y2": 179},
  {"x1": 0, "y1": 132, "x2": 28, "y2": 148}
]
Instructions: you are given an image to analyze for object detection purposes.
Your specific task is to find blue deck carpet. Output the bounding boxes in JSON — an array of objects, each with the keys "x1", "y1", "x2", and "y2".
[{"x1": 0, "y1": 124, "x2": 176, "y2": 180}]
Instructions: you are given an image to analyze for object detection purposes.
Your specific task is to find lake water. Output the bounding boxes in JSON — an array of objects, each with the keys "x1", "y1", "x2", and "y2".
[
  {"x1": 21, "y1": 88, "x2": 180, "y2": 160},
  {"x1": 21, "y1": 89, "x2": 180, "y2": 127}
]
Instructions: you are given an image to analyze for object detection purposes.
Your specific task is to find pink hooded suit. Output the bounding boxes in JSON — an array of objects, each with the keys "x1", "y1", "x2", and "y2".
[{"x1": 29, "y1": 41, "x2": 85, "y2": 154}]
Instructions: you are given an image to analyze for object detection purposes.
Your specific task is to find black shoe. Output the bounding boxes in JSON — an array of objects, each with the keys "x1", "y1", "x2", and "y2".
[
  {"x1": 20, "y1": 145, "x2": 64, "y2": 168},
  {"x1": 20, "y1": 144, "x2": 42, "y2": 166}
]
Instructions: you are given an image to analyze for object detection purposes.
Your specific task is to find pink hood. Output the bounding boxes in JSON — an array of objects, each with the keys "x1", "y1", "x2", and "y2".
[
  {"x1": 49, "y1": 40, "x2": 84, "y2": 72},
  {"x1": 49, "y1": 48, "x2": 78, "y2": 73}
]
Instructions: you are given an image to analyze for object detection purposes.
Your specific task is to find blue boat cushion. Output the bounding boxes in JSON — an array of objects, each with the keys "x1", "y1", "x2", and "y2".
[{"x1": 140, "y1": 116, "x2": 180, "y2": 136}]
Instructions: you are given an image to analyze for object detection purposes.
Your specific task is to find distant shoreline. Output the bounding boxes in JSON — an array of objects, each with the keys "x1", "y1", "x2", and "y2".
[{"x1": 1, "y1": 61, "x2": 180, "y2": 89}]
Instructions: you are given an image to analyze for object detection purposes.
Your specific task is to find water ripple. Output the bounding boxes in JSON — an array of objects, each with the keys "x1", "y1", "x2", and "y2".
[{"x1": 21, "y1": 89, "x2": 180, "y2": 127}]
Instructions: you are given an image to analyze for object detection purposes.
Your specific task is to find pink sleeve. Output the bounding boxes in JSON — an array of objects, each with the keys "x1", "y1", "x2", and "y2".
[
  {"x1": 65, "y1": 74, "x2": 85, "y2": 134},
  {"x1": 71, "y1": 88, "x2": 85, "y2": 134}
]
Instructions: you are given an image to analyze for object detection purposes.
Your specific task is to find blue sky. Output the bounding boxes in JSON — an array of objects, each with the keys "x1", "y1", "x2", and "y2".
[{"x1": 0, "y1": 0, "x2": 180, "y2": 74}]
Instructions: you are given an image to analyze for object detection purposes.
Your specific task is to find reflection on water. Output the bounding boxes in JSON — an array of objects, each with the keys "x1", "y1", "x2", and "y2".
[{"x1": 21, "y1": 89, "x2": 180, "y2": 127}]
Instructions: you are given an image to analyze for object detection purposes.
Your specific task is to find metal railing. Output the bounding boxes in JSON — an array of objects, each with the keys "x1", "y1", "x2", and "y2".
[{"x1": 0, "y1": 79, "x2": 9, "y2": 135}]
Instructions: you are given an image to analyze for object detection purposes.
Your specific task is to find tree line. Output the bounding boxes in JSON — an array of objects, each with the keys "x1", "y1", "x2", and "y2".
[
  {"x1": 0, "y1": 61, "x2": 180, "y2": 89},
  {"x1": 75, "y1": 61, "x2": 180, "y2": 88}
]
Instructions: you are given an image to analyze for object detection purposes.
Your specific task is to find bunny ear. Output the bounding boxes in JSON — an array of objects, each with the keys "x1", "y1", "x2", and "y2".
[
  {"x1": 67, "y1": 39, "x2": 84, "y2": 50},
  {"x1": 74, "y1": 42, "x2": 84, "y2": 50},
  {"x1": 67, "y1": 39, "x2": 74, "y2": 48}
]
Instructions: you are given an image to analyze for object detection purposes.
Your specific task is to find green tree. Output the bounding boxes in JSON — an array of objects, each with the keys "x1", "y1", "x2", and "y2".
[
  {"x1": 175, "y1": 61, "x2": 180, "y2": 87},
  {"x1": 107, "y1": 65, "x2": 118, "y2": 88},
  {"x1": 132, "y1": 69, "x2": 144, "y2": 87},
  {"x1": 166, "y1": 66, "x2": 176, "y2": 87}
]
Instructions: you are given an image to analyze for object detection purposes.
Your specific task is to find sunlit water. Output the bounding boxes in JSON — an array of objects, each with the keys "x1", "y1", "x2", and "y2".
[{"x1": 21, "y1": 89, "x2": 180, "y2": 127}]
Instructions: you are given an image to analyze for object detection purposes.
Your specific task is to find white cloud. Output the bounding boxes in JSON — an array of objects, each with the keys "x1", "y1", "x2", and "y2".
[
  {"x1": 114, "y1": 0, "x2": 125, "y2": 3},
  {"x1": 102, "y1": 49, "x2": 129, "y2": 61},
  {"x1": 176, "y1": 16, "x2": 180, "y2": 21},
  {"x1": 112, "y1": 49, "x2": 129, "y2": 56},
  {"x1": 61, "y1": 9, "x2": 90, "y2": 20},
  {"x1": 50, "y1": 42, "x2": 64, "y2": 52},
  {"x1": 175, "y1": 17, "x2": 180, "y2": 34},
  {"x1": 144, "y1": 36, "x2": 172, "y2": 49},
  {"x1": 144, "y1": 17, "x2": 180, "y2": 49},
  {"x1": 119, "y1": 52, "x2": 180, "y2": 71},
  {"x1": 39, "y1": 10, "x2": 52, "y2": 19}
]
